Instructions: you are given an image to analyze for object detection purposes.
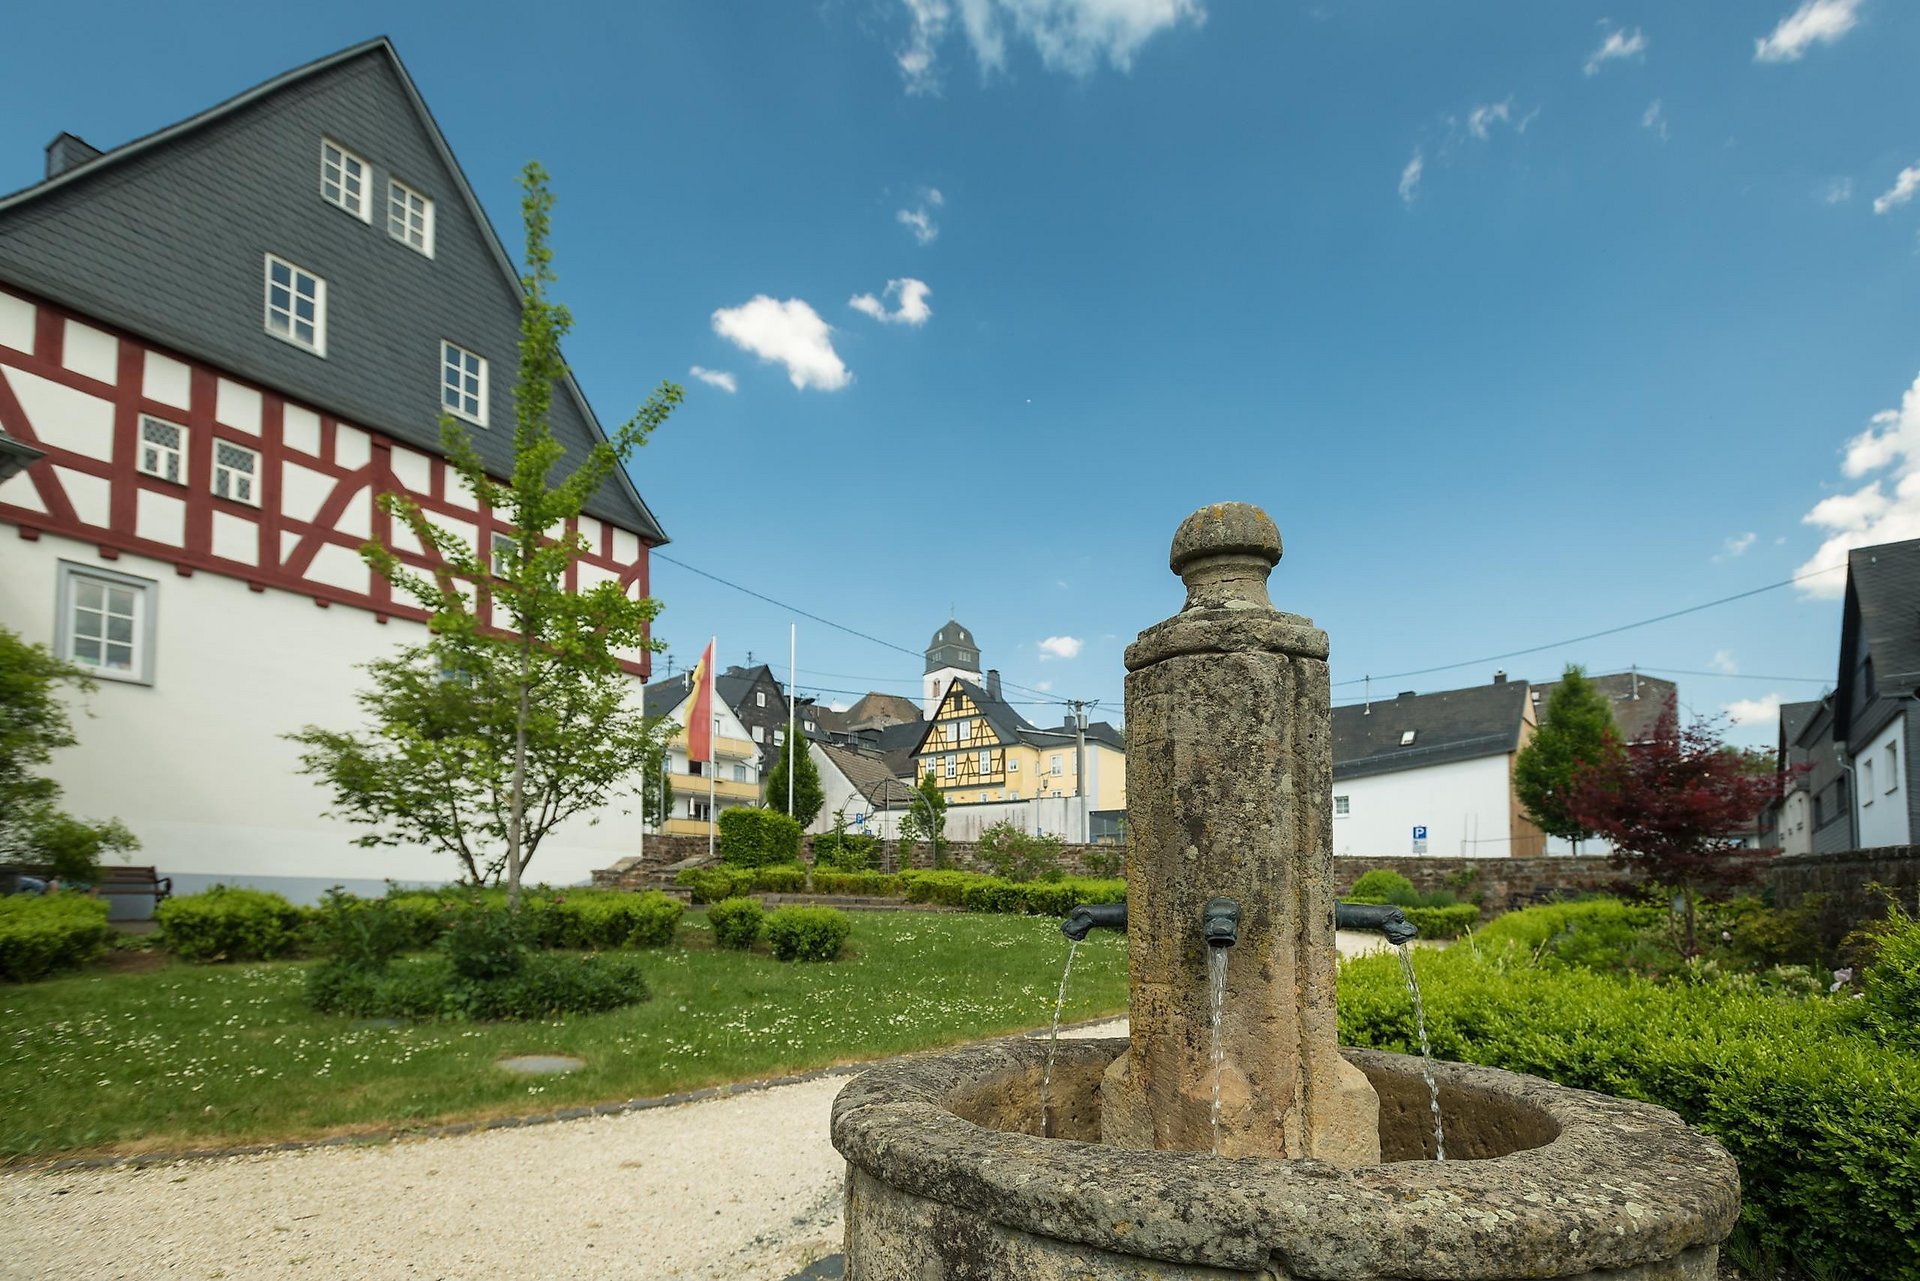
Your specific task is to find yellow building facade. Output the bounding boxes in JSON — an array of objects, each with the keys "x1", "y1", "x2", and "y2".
[{"x1": 913, "y1": 679, "x2": 1127, "y2": 813}]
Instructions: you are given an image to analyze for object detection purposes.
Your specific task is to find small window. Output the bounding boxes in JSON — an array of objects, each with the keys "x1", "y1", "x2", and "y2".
[
  {"x1": 978, "y1": 749, "x2": 991, "y2": 775},
  {"x1": 490, "y1": 532, "x2": 515, "y2": 576},
  {"x1": 1863, "y1": 759, "x2": 1875, "y2": 803},
  {"x1": 1887, "y1": 743, "x2": 1900, "y2": 794},
  {"x1": 1010, "y1": 789, "x2": 1020, "y2": 801},
  {"x1": 689, "y1": 759, "x2": 704, "y2": 777},
  {"x1": 1400, "y1": 730, "x2": 1417, "y2": 746},
  {"x1": 137, "y1": 416, "x2": 186, "y2": 484},
  {"x1": 756, "y1": 692, "x2": 766, "y2": 707},
  {"x1": 690, "y1": 799, "x2": 711, "y2": 821},
  {"x1": 774, "y1": 729, "x2": 785, "y2": 745},
  {"x1": 441, "y1": 340, "x2": 487, "y2": 425},
  {"x1": 57, "y1": 563, "x2": 155, "y2": 685},
  {"x1": 264, "y1": 255, "x2": 326, "y2": 354},
  {"x1": 386, "y1": 179, "x2": 434, "y2": 255},
  {"x1": 734, "y1": 763, "x2": 749, "y2": 782},
  {"x1": 320, "y1": 139, "x2": 371, "y2": 220},
  {"x1": 1009, "y1": 758, "x2": 1020, "y2": 772},
  {"x1": 751, "y1": 725, "x2": 764, "y2": 744},
  {"x1": 1334, "y1": 795, "x2": 1350, "y2": 817},
  {"x1": 1050, "y1": 754, "x2": 1063, "y2": 775},
  {"x1": 213, "y1": 441, "x2": 260, "y2": 506},
  {"x1": 945, "y1": 755, "x2": 957, "y2": 778}
]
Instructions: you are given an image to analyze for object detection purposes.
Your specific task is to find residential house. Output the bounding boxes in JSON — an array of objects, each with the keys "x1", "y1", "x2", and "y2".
[
  {"x1": 1833, "y1": 540, "x2": 1920, "y2": 847},
  {"x1": 1794, "y1": 694, "x2": 1853, "y2": 854},
  {"x1": 810, "y1": 740, "x2": 920, "y2": 840},
  {"x1": 1765, "y1": 699, "x2": 1824, "y2": 857},
  {"x1": 0, "y1": 41, "x2": 667, "y2": 900},
  {"x1": 714, "y1": 662, "x2": 818, "y2": 776},
  {"x1": 1528, "y1": 670, "x2": 1678, "y2": 855},
  {"x1": 643, "y1": 673, "x2": 760, "y2": 838},
  {"x1": 1330, "y1": 675, "x2": 1546, "y2": 859}
]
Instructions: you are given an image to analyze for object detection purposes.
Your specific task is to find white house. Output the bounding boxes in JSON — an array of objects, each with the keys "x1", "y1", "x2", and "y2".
[
  {"x1": 0, "y1": 41, "x2": 668, "y2": 900},
  {"x1": 810, "y1": 741, "x2": 917, "y2": 840}
]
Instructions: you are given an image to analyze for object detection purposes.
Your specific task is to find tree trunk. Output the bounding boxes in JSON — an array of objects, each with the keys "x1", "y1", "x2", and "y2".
[{"x1": 507, "y1": 636, "x2": 532, "y2": 912}]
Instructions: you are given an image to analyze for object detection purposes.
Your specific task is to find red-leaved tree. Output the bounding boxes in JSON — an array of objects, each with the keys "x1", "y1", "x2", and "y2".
[{"x1": 1566, "y1": 696, "x2": 1794, "y2": 957}]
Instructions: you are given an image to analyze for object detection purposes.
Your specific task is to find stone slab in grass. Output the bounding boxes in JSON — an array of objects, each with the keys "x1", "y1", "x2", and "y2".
[{"x1": 496, "y1": 1054, "x2": 586, "y2": 1075}]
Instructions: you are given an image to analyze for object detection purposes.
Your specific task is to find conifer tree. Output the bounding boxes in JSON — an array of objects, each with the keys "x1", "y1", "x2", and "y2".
[
  {"x1": 1514, "y1": 666, "x2": 1620, "y2": 846},
  {"x1": 764, "y1": 728, "x2": 825, "y2": 828}
]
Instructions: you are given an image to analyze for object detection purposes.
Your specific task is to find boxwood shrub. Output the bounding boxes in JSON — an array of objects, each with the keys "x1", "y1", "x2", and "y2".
[
  {"x1": 707, "y1": 896, "x2": 765, "y2": 950},
  {"x1": 1398, "y1": 903, "x2": 1480, "y2": 940},
  {"x1": 1338, "y1": 915, "x2": 1920, "y2": 1280},
  {"x1": 765, "y1": 906, "x2": 851, "y2": 962},
  {"x1": 309, "y1": 950, "x2": 650, "y2": 1021},
  {"x1": 900, "y1": 869, "x2": 1126, "y2": 916},
  {"x1": 810, "y1": 871, "x2": 903, "y2": 897},
  {"x1": 718, "y1": 808, "x2": 802, "y2": 868},
  {"x1": 675, "y1": 867, "x2": 756, "y2": 904},
  {"x1": 157, "y1": 886, "x2": 305, "y2": 962},
  {"x1": 534, "y1": 890, "x2": 683, "y2": 949},
  {"x1": 750, "y1": 864, "x2": 808, "y2": 894},
  {"x1": 0, "y1": 893, "x2": 113, "y2": 981}
]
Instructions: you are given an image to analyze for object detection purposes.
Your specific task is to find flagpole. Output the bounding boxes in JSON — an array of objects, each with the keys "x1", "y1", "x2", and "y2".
[
  {"x1": 787, "y1": 623, "x2": 797, "y2": 820},
  {"x1": 707, "y1": 634, "x2": 717, "y2": 862}
]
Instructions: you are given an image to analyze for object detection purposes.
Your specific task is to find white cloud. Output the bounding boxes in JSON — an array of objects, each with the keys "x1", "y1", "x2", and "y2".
[
  {"x1": 897, "y1": 187, "x2": 945, "y2": 244},
  {"x1": 710, "y1": 296, "x2": 852, "y2": 392},
  {"x1": 1585, "y1": 25, "x2": 1649, "y2": 76},
  {"x1": 1467, "y1": 98, "x2": 1513, "y2": 141},
  {"x1": 1721, "y1": 531, "x2": 1757, "y2": 559},
  {"x1": 1711, "y1": 650, "x2": 1739, "y2": 675},
  {"x1": 1037, "y1": 635, "x2": 1083, "y2": 660},
  {"x1": 849, "y1": 278, "x2": 933, "y2": 326},
  {"x1": 1398, "y1": 149, "x2": 1424, "y2": 204},
  {"x1": 896, "y1": 0, "x2": 1204, "y2": 90},
  {"x1": 1725, "y1": 693, "x2": 1784, "y2": 727},
  {"x1": 1795, "y1": 371, "x2": 1920, "y2": 597},
  {"x1": 1641, "y1": 99, "x2": 1668, "y2": 141},
  {"x1": 1033, "y1": 679, "x2": 1053, "y2": 693},
  {"x1": 1754, "y1": 0, "x2": 1862, "y2": 63},
  {"x1": 1873, "y1": 165, "x2": 1920, "y2": 215},
  {"x1": 687, "y1": 365, "x2": 737, "y2": 393},
  {"x1": 1824, "y1": 177, "x2": 1855, "y2": 204}
]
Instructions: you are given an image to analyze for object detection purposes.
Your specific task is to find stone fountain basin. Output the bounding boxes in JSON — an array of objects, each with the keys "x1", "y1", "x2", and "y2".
[{"x1": 833, "y1": 1036, "x2": 1739, "y2": 1280}]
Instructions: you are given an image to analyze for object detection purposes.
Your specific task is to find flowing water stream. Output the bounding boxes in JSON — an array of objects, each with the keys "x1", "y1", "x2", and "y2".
[
  {"x1": 1394, "y1": 942, "x2": 1446, "y2": 1161},
  {"x1": 1039, "y1": 939, "x2": 1081, "y2": 1138},
  {"x1": 1207, "y1": 946, "x2": 1229, "y2": 1155}
]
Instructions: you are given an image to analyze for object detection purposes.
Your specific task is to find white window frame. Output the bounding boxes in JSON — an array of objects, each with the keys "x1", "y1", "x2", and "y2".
[
  {"x1": 263, "y1": 254, "x2": 327, "y2": 355},
  {"x1": 1863, "y1": 758, "x2": 1876, "y2": 804},
  {"x1": 320, "y1": 138, "x2": 372, "y2": 221},
  {"x1": 756, "y1": 692, "x2": 766, "y2": 707},
  {"x1": 212, "y1": 440, "x2": 261, "y2": 507},
  {"x1": 978, "y1": 749, "x2": 991, "y2": 775},
  {"x1": 1009, "y1": 758, "x2": 1019, "y2": 772},
  {"x1": 440, "y1": 340, "x2": 488, "y2": 426},
  {"x1": 490, "y1": 532, "x2": 516, "y2": 577},
  {"x1": 945, "y1": 754, "x2": 957, "y2": 778},
  {"x1": 1887, "y1": 743, "x2": 1900, "y2": 794},
  {"x1": 1334, "y1": 795, "x2": 1350, "y2": 818},
  {"x1": 55, "y1": 561, "x2": 156, "y2": 686},
  {"x1": 1400, "y1": 730, "x2": 1417, "y2": 746},
  {"x1": 386, "y1": 178, "x2": 435, "y2": 255},
  {"x1": 1050, "y1": 754, "x2": 1064, "y2": 776},
  {"x1": 137, "y1": 415, "x2": 187, "y2": 485},
  {"x1": 752, "y1": 726, "x2": 764, "y2": 744}
]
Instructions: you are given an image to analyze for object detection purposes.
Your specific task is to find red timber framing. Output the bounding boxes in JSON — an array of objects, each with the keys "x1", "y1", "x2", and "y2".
[{"x1": 0, "y1": 286, "x2": 656, "y2": 677}]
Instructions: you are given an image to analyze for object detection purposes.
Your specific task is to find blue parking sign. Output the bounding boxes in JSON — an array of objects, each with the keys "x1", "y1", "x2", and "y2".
[{"x1": 1412, "y1": 825, "x2": 1428, "y2": 840}]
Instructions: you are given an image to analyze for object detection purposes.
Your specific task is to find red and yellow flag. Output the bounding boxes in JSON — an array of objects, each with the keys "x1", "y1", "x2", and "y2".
[{"x1": 686, "y1": 638, "x2": 715, "y2": 763}]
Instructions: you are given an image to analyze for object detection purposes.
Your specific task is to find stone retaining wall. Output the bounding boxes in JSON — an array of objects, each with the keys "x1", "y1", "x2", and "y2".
[{"x1": 1768, "y1": 844, "x2": 1920, "y2": 954}]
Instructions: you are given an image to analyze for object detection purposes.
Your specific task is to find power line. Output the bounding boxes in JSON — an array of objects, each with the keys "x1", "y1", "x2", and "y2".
[
  {"x1": 1329, "y1": 562, "x2": 1847, "y2": 688},
  {"x1": 1632, "y1": 665, "x2": 1829, "y2": 685}
]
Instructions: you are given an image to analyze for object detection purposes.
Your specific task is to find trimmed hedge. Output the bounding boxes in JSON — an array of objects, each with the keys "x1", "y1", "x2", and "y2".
[
  {"x1": 900, "y1": 869, "x2": 1126, "y2": 916},
  {"x1": 765, "y1": 906, "x2": 851, "y2": 962},
  {"x1": 157, "y1": 886, "x2": 304, "y2": 962},
  {"x1": 1338, "y1": 913, "x2": 1920, "y2": 1280},
  {"x1": 810, "y1": 871, "x2": 902, "y2": 897},
  {"x1": 753, "y1": 864, "x2": 808, "y2": 894},
  {"x1": 718, "y1": 808, "x2": 802, "y2": 868},
  {"x1": 1398, "y1": 903, "x2": 1480, "y2": 940},
  {"x1": 0, "y1": 893, "x2": 113, "y2": 981},
  {"x1": 1862, "y1": 907, "x2": 1920, "y2": 1049},
  {"x1": 308, "y1": 950, "x2": 650, "y2": 1021},
  {"x1": 676, "y1": 867, "x2": 755, "y2": 904},
  {"x1": 529, "y1": 890, "x2": 684, "y2": 949},
  {"x1": 707, "y1": 897, "x2": 765, "y2": 950}
]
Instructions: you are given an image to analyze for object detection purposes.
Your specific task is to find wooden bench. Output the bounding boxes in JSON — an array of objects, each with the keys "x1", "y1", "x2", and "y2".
[{"x1": 95, "y1": 865, "x2": 172, "y2": 921}]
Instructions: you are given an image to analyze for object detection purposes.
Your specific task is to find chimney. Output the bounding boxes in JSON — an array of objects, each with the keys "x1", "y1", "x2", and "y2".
[
  {"x1": 44, "y1": 133, "x2": 102, "y2": 179},
  {"x1": 986, "y1": 669, "x2": 1002, "y2": 701},
  {"x1": 1493, "y1": 670, "x2": 1507, "y2": 685}
]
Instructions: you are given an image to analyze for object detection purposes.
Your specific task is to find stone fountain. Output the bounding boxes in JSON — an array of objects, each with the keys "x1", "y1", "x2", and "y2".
[{"x1": 833, "y1": 503, "x2": 1739, "y2": 1280}]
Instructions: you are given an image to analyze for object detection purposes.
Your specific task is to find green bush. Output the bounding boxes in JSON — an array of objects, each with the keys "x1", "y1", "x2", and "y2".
[
  {"x1": 157, "y1": 886, "x2": 305, "y2": 962},
  {"x1": 1399, "y1": 903, "x2": 1480, "y2": 940},
  {"x1": 309, "y1": 950, "x2": 649, "y2": 1021},
  {"x1": 1862, "y1": 906, "x2": 1920, "y2": 1049},
  {"x1": 1476, "y1": 897, "x2": 1661, "y2": 953},
  {"x1": 976, "y1": 821, "x2": 1066, "y2": 883},
  {"x1": 707, "y1": 897, "x2": 766, "y2": 950},
  {"x1": 0, "y1": 893, "x2": 112, "y2": 981},
  {"x1": 718, "y1": 808, "x2": 802, "y2": 868},
  {"x1": 539, "y1": 890, "x2": 683, "y2": 949},
  {"x1": 898, "y1": 869, "x2": 1125, "y2": 916},
  {"x1": 675, "y1": 867, "x2": 755, "y2": 904},
  {"x1": 765, "y1": 906, "x2": 851, "y2": 962},
  {"x1": 1338, "y1": 929, "x2": 1920, "y2": 1280},
  {"x1": 308, "y1": 889, "x2": 427, "y2": 971},
  {"x1": 750, "y1": 864, "x2": 808, "y2": 894},
  {"x1": 960, "y1": 877, "x2": 1026, "y2": 914},
  {"x1": 810, "y1": 871, "x2": 902, "y2": 897},
  {"x1": 899, "y1": 869, "x2": 976, "y2": 907},
  {"x1": 813, "y1": 830, "x2": 878, "y2": 871},
  {"x1": 439, "y1": 902, "x2": 527, "y2": 981},
  {"x1": 1348, "y1": 868, "x2": 1419, "y2": 905}
]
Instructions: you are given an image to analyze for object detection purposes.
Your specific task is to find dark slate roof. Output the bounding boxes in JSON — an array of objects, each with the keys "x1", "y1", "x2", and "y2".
[
  {"x1": 817, "y1": 742, "x2": 914, "y2": 807},
  {"x1": 1779, "y1": 699, "x2": 1821, "y2": 754},
  {"x1": 0, "y1": 37, "x2": 664, "y2": 541},
  {"x1": 1527, "y1": 672, "x2": 1677, "y2": 744},
  {"x1": 1020, "y1": 719, "x2": 1127, "y2": 753},
  {"x1": 642, "y1": 674, "x2": 695, "y2": 720},
  {"x1": 1837, "y1": 539, "x2": 1920, "y2": 741},
  {"x1": 925, "y1": 618, "x2": 981, "y2": 675},
  {"x1": 1332, "y1": 681, "x2": 1532, "y2": 780},
  {"x1": 715, "y1": 664, "x2": 779, "y2": 713},
  {"x1": 841, "y1": 691, "x2": 923, "y2": 730}
]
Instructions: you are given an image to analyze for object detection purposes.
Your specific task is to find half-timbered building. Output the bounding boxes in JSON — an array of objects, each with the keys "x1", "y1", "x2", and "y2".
[{"x1": 0, "y1": 40, "x2": 667, "y2": 899}]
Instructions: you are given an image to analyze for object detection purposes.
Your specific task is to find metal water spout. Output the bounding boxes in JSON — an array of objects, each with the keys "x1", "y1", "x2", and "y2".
[
  {"x1": 1201, "y1": 897, "x2": 1240, "y2": 948},
  {"x1": 1062, "y1": 899, "x2": 1419, "y2": 946},
  {"x1": 1061, "y1": 903, "x2": 1127, "y2": 942}
]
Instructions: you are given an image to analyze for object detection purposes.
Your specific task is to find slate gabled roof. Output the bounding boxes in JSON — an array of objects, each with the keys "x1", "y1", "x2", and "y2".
[
  {"x1": 642, "y1": 674, "x2": 694, "y2": 720},
  {"x1": 1836, "y1": 538, "x2": 1920, "y2": 740},
  {"x1": 1779, "y1": 699, "x2": 1821, "y2": 755},
  {"x1": 1528, "y1": 672, "x2": 1677, "y2": 745},
  {"x1": 0, "y1": 37, "x2": 665, "y2": 541},
  {"x1": 1332, "y1": 680, "x2": 1533, "y2": 781},
  {"x1": 818, "y1": 742, "x2": 915, "y2": 808}
]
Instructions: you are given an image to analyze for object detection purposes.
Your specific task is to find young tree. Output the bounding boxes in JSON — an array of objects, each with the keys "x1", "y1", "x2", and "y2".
[
  {"x1": 897, "y1": 772, "x2": 950, "y2": 867},
  {"x1": 1567, "y1": 697, "x2": 1793, "y2": 956},
  {"x1": 1514, "y1": 666, "x2": 1620, "y2": 848},
  {"x1": 640, "y1": 745, "x2": 674, "y2": 831},
  {"x1": 289, "y1": 163, "x2": 681, "y2": 907},
  {"x1": 764, "y1": 730, "x2": 824, "y2": 828}
]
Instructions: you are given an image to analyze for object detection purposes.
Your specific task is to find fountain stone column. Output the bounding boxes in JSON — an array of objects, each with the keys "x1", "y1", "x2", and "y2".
[{"x1": 1101, "y1": 502, "x2": 1380, "y2": 1165}]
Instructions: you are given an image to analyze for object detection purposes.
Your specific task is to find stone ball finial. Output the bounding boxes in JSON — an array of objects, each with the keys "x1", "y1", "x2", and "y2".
[{"x1": 1168, "y1": 503, "x2": 1283, "y2": 613}]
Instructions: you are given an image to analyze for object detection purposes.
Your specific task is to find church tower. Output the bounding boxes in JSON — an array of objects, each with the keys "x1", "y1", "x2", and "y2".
[{"x1": 923, "y1": 619, "x2": 983, "y2": 717}]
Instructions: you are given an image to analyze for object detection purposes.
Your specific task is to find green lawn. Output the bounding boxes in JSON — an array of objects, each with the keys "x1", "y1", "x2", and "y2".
[{"x1": 0, "y1": 910, "x2": 1127, "y2": 1161}]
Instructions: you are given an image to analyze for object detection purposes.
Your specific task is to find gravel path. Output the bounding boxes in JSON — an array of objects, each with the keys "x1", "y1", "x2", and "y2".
[{"x1": 0, "y1": 1020, "x2": 1127, "y2": 1281}]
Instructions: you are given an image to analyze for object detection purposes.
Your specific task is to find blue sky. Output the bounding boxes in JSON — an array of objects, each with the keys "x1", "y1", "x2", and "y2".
[{"x1": 6, "y1": 1, "x2": 1919, "y2": 743}]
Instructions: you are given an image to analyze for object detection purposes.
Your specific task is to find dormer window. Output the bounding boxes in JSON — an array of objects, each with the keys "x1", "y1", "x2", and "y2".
[
  {"x1": 441, "y1": 341, "x2": 487, "y2": 425},
  {"x1": 1400, "y1": 730, "x2": 1417, "y2": 746},
  {"x1": 320, "y1": 139, "x2": 371, "y2": 221},
  {"x1": 388, "y1": 179, "x2": 434, "y2": 255}
]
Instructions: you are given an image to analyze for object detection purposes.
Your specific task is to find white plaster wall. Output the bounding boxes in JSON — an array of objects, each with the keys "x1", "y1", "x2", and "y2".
[
  {"x1": 1856, "y1": 713, "x2": 1908, "y2": 849},
  {"x1": 807, "y1": 745, "x2": 905, "y2": 840},
  {"x1": 1779, "y1": 791, "x2": 1812, "y2": 857},
  {"x1": 941, "y1": 796, "x2": 1087, "y2": 842},
  {"x1": 0, "y1": 532, "x2": 649, "y2": 900},
  {"x1": 1332, "y1": 754, "x2": 1516, "y2": 858}
]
